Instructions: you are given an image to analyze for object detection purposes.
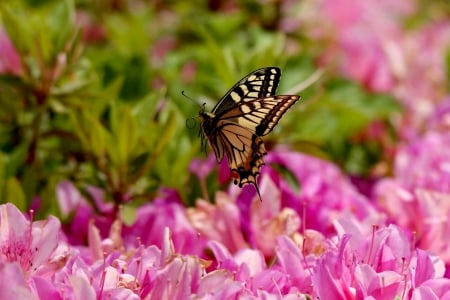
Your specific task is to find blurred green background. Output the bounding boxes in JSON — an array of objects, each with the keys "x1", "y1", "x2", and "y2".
[{"x1": 3, "y1": 0, "x2": 443, "y2": 217}]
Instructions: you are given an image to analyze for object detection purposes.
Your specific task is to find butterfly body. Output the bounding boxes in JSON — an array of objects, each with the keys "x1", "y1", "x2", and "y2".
[{"x1": 199, "y1": 67, "x2": 300, "y2": 200}]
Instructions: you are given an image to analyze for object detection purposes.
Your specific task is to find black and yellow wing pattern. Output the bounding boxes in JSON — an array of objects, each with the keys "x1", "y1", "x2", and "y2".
[{"x1": 199, "y1": 67, "x2": 300, "y2": 200}]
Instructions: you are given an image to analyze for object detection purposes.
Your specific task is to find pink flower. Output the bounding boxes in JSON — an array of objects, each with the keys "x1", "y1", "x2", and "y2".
[
  {"x1": 243, "y1": 175, "x2": 301, "y2": 257},
  {"x1": 0, "y1": 203, "x2": 61, "y2": 275},
  {"x1": 0, "y1": 262, "x2": 37, "y2": 299},
  {"x1": 313, "y1": 222, "x2": 449, "y2": 298},
  {"x1": 314, "y1": 0, "x2": 414, "y2": 92},
  {"x1": 189, "y1": 153, "x2": 231, "y2": 185},
  {"x1": 0, "y1": 29, "x2": 22, "y2": 75},
  {"x1": 56, "y1": 181, "x2": 115, "y2": 245},
  {"x1": 413, "y1": 190, "x2": 450, "y2": 264},
  {"x1": 374, "y1": 132, "x2": 450, "y2": 267},
  {"x1": 396, "y1": 22, "x2": 450, "y2": 135},
  {"x1": 266, "y1": 150, "x2": 384, "y2": 236},
  {"x1": 428, "y1": 97, "x2": 450, "y2": 132},
  {"x1": 187, "y1": 192, "x2": 247, "y2": 254},
  {"x1": 196, "y1": 270, "x2": 247, "y2": 298},
  {"x1": 123, "y1": 189, "x2": 208, "y2": 255},
  {"x1": 411, "y1": 278, "x2": 450, "y2": 299},
  {"x1": 188, "y1": 176, "x2": 302, "y2": 257},
  {"x1": 275, "y1": 235, "x2": 316, "y2": 295},
  {"x1": 393, "y1": 132, "x2": 450, "y2": 192},
  {"x1": 189, "y1": 155, "x2": 217, "y2": 181},
  {"x1": 353, "y1": 264, "x2": 404, "y2": 299},
  {"x1": 75, "y1": 11, "x2": 106, "y2": 43},
  {"x1": 206, "y1": 239, "x2": 294, "y2": 297}
]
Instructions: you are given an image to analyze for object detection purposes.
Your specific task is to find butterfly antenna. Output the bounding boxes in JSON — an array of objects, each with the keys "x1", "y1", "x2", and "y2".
[{"x1": 181, "y1": 90, "x2": 203, "y2": 109}]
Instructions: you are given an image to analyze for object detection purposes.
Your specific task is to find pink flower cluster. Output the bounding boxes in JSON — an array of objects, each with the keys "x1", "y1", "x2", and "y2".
[
  {"x1": 1, "y1": 0, "x2": 449, "y2": 298},
  {"x1": 310, "y1": 0, "x2": 450, "y2": 136},
  {"x1": 1, "y1": 148, "x2": 450, "y2": 299}
]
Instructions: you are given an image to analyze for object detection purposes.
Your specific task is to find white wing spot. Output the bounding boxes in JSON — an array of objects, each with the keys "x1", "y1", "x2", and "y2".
[
  {"x1": 241, "y1": 104, "x2": 251, "y2": 113},
  {"x1": 239, "y1": 85, "x2": 249, "y2": 94},
  {"x1": 247, "y1": 115, "x2": 260, "y2": 123},
  {"x1": 239, "y1": 118, "x2": 258, "y2": 127},
  {"x1": 231, "y1": 91, "x2": 240, "y2": 101}
]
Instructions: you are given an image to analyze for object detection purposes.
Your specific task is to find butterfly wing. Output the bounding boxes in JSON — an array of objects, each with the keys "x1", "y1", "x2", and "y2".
[
  {"x1": 216, "y1": 121, "x2": 267, "y2": 198},
  {"x1": 212, "y1": 67, "x2": 281, "y2": 115},
  {"x1": 219, "y1": 95, "x2": 300, "y2": 136}
]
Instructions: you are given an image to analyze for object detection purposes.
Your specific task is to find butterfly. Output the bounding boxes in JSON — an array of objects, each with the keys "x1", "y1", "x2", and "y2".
[{"x1": 199, "y1": 67, "x2": 300, "y2": 200}]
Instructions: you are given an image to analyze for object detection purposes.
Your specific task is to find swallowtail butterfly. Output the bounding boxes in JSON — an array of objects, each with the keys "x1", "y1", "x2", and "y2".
[{"x1": 199, "y1": 67, "x2": 300, "y2": 200}]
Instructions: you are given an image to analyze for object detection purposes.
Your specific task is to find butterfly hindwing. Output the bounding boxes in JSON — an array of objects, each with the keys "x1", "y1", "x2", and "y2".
[
  {"x1": 219, "y1": 95, "x2": 299, "y2": 136},
  {"x1": 214, "y1": 122, "x2": 266, "y2": 199},
  {"x1": 199, "y1": 67, "x2": 300, "y2": 200}
]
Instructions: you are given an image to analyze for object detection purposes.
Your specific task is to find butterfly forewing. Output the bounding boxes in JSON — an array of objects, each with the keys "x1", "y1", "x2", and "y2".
[
  {"x1": 199, "y1": 67, "x2": 300, "y2": 200},
  {"x1": 212, "y1": 67, "x2": 281, "y2": 115}
]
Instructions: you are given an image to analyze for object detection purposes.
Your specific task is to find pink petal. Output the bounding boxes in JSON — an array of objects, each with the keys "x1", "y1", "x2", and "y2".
[
  {"x1": 0, "y1": 262, "x2": 36, "y2": 299},
  {"x1": 70, "y1": 273, "x2": 97, "y2": 300}
]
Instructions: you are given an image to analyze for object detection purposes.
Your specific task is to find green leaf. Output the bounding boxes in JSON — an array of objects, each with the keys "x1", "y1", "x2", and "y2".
[
  {"x1": 69, "y1": 111, "x2": 108, "y2": 158},
  {"x1": 111, "y1": 105, "x2": 138, "y2": 171},
  {"x1": 290, "y1": 80, "x2": 401, "y2": 143},
  {"x1": 3, "y1": 177, "x2": 26, "y2": 210}
]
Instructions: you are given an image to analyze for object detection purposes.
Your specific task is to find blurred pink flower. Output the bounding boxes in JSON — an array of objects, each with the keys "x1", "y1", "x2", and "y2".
[
  {"x1": 189, "y1": 154, "x2": 217, "y2": 181},
  {"x1": 187, "y1": 192, "x2": 247, "y2": 254},
  {"x1": 314, "y1": 0, "x2": 414, "y2": 92},
  {"x1": 245, "y1": 176, "x2": 301, "y2": 257},
  {"x1": 56, "y1": 181, "x2": 115, "y2": 245},
  {"x1": 75, "y1": 11, "x2": 106, "y2": 43},
  {"x1": 188, "y1": 176, "x2": 302, "y2": 257},
  {"x1": 189, "y1": 153, "x2": 231, "y2": 185},
  {"x1": 378, "y1": 131, "x2": 450, "y2": 193},
  {"x1": 396, "y1": 22, "x2": 450, "y2": 136},
  {"x1": 311, "y1": 0, "x2": 450, "y2": 138},
  {"x1": 413, "y1": 190, "x2": 450, "y2": 264},
  {"x1": 266, "y1": 150, "x2": 384, "y2": 236},
  {"x1": 123, "y1": 189, "x2": 208, "y2": 255},
  {"x1": 0, "y1": 29, "x2": 22, "y2": 75},
  {"x1": 428, "y1": 97, "x2": 450, "y2": 132},
  {"x1": 375, "y1": 179, "x2": 450, "y2": 268}
]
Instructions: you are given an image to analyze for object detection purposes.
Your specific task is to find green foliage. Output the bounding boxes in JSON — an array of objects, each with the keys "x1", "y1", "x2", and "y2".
[
  {"x1": 0, "y1": 0, "x2": 405, "y2": 213},
  {"x1": 69, "y1": 91, "x2": 194, "y2": 204},
  {"x1": 290, "y1": 80, "x2": 400, "y2": 143},
  {"x1": 285, "y1": 79, "x2": 401, "y2": 175}
]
